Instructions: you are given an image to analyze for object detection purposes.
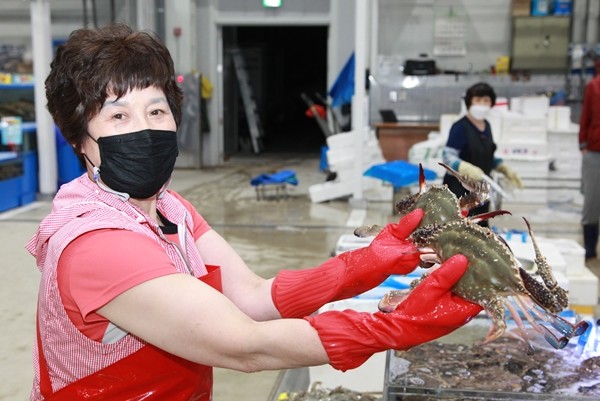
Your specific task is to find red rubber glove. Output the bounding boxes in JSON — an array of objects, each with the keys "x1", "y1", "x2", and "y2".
[
  {"x1": 305, "y1": 254, "x2": 483, "y2": 372},
  {"x1": 272, "y1": 209, "x2": 424, "y2": 318}
]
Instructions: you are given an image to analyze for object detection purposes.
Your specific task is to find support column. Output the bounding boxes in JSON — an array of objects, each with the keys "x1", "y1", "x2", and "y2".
[
  {"x1": 350, "y1": 0, "x2": 368, "y2": 207},
  {"x1": 30, "y1": 0, "x2": 57, "y2": 195}
]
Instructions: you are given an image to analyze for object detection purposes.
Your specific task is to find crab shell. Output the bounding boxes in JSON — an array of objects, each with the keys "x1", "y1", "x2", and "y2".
[
  {"x1": 412, "y1": 219, "x2": 567, "y2": 314},
  {"x1": 378, "y1": 163, "x2": 589, "y2": 352}
]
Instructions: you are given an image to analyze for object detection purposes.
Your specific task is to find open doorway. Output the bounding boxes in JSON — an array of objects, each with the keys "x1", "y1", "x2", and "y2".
[{"x1": 222, "y1": 25, "x2": 328, "y2": 157}]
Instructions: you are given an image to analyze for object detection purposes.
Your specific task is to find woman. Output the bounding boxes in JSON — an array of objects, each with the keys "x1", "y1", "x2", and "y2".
[
  {"x1": 28, "y1": 24, "x2": 481, "y2": 400},
  {"x1": 442, "y1": 82, "x2": 523, "y2": 219}
]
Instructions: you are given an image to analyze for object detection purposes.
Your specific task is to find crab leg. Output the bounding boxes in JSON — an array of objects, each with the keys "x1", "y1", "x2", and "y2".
[
  {"x1": 503, "y1": 298, "x2": 535, "y2": 354},
  {"x1": 518, "y1": 296, "x2": 590, "y2": 339},
  {"x1": 512, "y1": 295, "x2": 571, "y2": 349}
]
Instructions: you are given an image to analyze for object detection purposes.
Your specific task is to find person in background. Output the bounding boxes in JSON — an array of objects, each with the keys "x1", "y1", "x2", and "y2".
[
  {"x1": 578, "y1": 69, "x2": 600, "y2": 261},
  {"x1": 28, "y1": 24, "x2": 481, "y2": 400},
  {"x1": 442, "y1": 82, "x2": 523, "y2": 221}
]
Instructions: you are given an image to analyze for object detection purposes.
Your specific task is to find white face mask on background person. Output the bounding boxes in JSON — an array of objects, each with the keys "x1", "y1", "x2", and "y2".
[{"x1": 468, "y1": 104, "x2": 491, "y2": 121}]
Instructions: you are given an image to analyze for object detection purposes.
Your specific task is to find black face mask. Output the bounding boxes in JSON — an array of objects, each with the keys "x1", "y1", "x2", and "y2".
[{"x1": 88, "y1": 129, "x2": 178, "y2": 199}]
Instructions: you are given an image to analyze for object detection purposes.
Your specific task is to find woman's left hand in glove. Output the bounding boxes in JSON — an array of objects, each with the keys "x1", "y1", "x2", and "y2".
[{"x1": 272, "y1": 209, "x2": 424, "y2": 318}]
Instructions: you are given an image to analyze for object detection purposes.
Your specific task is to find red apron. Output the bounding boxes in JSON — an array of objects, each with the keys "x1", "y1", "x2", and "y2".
[{"x1": 38, "y1": 265, "x2": 222, "y2": 401}]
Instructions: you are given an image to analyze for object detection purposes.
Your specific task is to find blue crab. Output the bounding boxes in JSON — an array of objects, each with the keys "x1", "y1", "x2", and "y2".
[{"x1": 356, "y1": 163, "x2": 589, "y2": 354}]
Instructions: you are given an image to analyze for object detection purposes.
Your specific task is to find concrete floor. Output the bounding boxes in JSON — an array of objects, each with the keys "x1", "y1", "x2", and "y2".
[{"x1": 1, "y1": 153, "x2": 598, "y2": 401}]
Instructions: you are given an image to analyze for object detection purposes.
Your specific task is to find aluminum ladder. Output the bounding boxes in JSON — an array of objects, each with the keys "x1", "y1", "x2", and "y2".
[{"x1": 231, "y1": 48, "x2": 263, "y2": 154}]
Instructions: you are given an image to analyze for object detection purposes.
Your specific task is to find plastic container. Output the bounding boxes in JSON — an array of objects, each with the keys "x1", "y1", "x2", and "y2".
[
  {"x1": 554, "y1": 0, "x2": 572, "y2": 15},
  {"x1": 531, "y1": 0, "x2": 551, "y2": 16},
  {"x1": 363, "y1": 160, "x2": 437, "y2": 189}
]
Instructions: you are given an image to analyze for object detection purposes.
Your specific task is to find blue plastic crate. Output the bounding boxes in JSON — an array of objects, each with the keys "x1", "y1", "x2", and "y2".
[
  {"x1": 56, "y1": 127, "x2": 85, "y2": 186},
  {"x1": 21, "y1": 151, "x2": 38, "y2": 196},
  {"x1": 363, "y1": 160, "x2": 437, "y2": 189},
  {"x1": 0, "y1": 176, "x2": 22, "y2": 212}
]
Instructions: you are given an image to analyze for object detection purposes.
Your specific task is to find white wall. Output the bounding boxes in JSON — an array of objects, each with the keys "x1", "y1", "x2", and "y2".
[{"x1": 378, "y1": 0, "x2": 513, "y2": 73}]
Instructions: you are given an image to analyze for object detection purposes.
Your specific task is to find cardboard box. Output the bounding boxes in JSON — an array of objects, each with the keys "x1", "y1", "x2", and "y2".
[{"x1": 512, "y1": 0, "x2": 531, "y2": 16}]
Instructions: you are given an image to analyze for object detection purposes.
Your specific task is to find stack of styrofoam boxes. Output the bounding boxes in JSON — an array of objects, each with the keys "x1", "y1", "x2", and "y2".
[
  {"x1": 407, "y1": 113, "x2": 458, "y2": 180},
  {"x1": 547, "y1": 107, "x2": 581, "y2": 179},
  {"x1": 546, "y1": 107, "x2": 582, "y2": 204},
  {"x1": 545, "y1": 238, "x2": 599, "y2": 315},
  {"x1": 497, "y1": 96, "x2": 551, "y2": 204},
  {"x1": 499, "y1": 232, "x2": 569, "y2": 288},
  {"x1": 503, "y1": 232, "x2": 598, "y2": 315},
  {"x1": 309, "y1": 129, "x2": 391, "y2": 203},
  {"x1": 408, "y1": 132, "x2": 446, "y2": 179}
]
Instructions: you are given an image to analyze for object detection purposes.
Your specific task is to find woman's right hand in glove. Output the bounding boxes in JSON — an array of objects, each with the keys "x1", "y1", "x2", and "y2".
[{"x1": 305, "y1": 254, "x2": 483, "y2": 371}]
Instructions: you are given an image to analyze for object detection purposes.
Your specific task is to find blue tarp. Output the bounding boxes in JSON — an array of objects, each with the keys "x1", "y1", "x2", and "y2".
[
  {"x1": 250, "y1": 170, "x2": 298, "y2": 186},
  {"x1": 364, "y1": 160, "x2": 437, "y2": 189},
  {"x1": 328, "y1": 53, "x2": 355, "y2": 108}
]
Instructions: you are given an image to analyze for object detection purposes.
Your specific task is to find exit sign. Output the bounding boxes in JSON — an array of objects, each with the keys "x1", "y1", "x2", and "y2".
[{"x1": 263, "y1": 0, "x2": 282, "y2": 7}]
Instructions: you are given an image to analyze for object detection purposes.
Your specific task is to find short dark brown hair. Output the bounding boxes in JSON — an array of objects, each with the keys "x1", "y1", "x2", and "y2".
[
  {"x1": 464, "y1": 82, "x2": 496, "y2": 108},
  {"x1": 45, "y1": 23, "x2": 183, "y2": 157}
]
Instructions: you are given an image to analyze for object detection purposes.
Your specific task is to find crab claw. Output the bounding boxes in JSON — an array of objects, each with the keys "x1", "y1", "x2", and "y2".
[
  {"x1": 438, "y1": 162, "x2": 491, "y2": 209},
  {"x1": 353, "y1": 224, "x2": 383, "y2": 238},
  {"x1": 378, "y1": 289, "x2": 410, "y2": 313},
  {"x1": 469, "y1": 210, "x2": 512, "y2": 224}
]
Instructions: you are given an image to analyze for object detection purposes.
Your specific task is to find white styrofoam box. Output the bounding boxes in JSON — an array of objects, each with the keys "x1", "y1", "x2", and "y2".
[
  {"x1": 565, "y1": 266, "x2": 599, "y2": 306},
  {"x1": 547, "y1": 106, "x2": 572, "y2": 130},
  {"x1": 335, "y1": 234, "x2": 373, "y2": 255},
  {"x1": 548, "y1": 160, "x2": 582, "y2": 180},
  {"x1": 510, "y1": 96, "x2": 550, "y2": 117},
  {"x1": 309, "y1": 181, "x2": 352, "y2": 203},
  {"x1": 502, "y1": 113, "x2": 548, "y2": 132},
  {"x1": 326, "y1": 130, "x2": 356, "y2": 148},
  {"x1": 499, "y1": 233, "x2": 567, "y2": 273},
  {"x1": 504, "y1": 187, "x2": 548, "y2": 204},
  {"x1": 493, "y1": 96, "x2": 510, "y2": 112},
  {"x1": 408, "y1": 134, "x2": 445, "y2": 177},
  {"x1": 548, "y1": 123, "x2": 579, "y2": 135},
  {"x1": 309, "y1": 177, "x2": 382, "y2": 203},
  {"x1": 496, "y1": 140, "x2": 548, "y2": 158},
  {"x1": 543, "y1": 238, "x2": 586, "y2": 274},
  {"x1": 363, "y1": 179, "x2": 394, "y2": 202},
  {"x1": 548, "y1": 125, "x2": 580, "y2": 161},
  {"x1": 486, "y1": 114, "x2": 503, "y2": 143},
  {"x1": 500, "y1": 114, "x2": 548, "y2": 143},
  {"x1": 501, "y1": 154, "x2": 550, "y2": 178},
  {"x1": 439, "y1": 113, "x2": 459, "y2": 142}
]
